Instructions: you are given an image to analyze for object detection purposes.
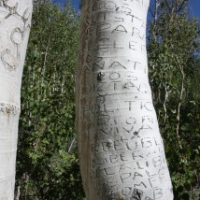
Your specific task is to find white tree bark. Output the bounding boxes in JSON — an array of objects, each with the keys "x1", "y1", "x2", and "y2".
[
  {"x1": 0, "y1": 1, "x2": 32, "y2": 199},
  {"x1": 76, "y1": 0, "x2": 174, "y2": 199}
]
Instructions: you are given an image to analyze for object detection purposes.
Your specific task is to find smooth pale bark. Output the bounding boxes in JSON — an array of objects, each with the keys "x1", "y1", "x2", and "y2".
[
  {"x1": 76, "y1": 0, "x2": 174, "y2": 199},
  {"x1": 0, "y1": 1, "x2": 32, "y2": 199}
]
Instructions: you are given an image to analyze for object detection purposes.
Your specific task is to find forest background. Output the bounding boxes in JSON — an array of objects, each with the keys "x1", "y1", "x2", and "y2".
[{"x1": 15, "y1": 0, "x2": 200, "y2": 200}]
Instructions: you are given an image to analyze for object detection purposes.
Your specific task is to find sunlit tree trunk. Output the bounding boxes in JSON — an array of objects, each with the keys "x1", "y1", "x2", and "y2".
[
  {"x1": 76, "y1": 0, "x2": 173, "y2": 199},
  {"x1": 0, "y1": 1, "x2": 32, "y2": 199}
]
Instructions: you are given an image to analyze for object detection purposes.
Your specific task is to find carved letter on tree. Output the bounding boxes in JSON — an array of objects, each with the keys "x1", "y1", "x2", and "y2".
[
  {"x1": 77, "y1": 0, "x2": 174, "y2": 199},
  {"x1": 0, "y1": 0, "x2": 32, "y2": 199}
]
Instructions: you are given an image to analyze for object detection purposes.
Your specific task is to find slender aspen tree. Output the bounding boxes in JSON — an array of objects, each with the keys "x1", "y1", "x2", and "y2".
[
  {"x1": 76, "y1": 0, "x2": 174, "y2": 199},
  {"x1": 0, "y1": 1, "x2": 32, "y2": 199}
]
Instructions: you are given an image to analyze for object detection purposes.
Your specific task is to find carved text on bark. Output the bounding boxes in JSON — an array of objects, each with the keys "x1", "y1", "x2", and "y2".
[{"x1": 77, "y1": 0, "x2": 173, "y2": 199}]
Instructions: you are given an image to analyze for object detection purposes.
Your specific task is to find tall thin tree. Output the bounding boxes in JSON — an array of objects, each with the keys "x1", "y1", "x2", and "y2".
[
  {"x1": 0, "y1": 1, "x2": 32, "y2": 199},
  {"x1": 76, "y1": 0, "x2": 173, "y2": 199}
]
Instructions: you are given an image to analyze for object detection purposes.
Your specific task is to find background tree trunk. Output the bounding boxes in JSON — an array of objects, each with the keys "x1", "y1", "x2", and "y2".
[
  {"x1": 77, "y1": 0, "x2": 174, "y2": 199},
  {"x1": 0, "y1": 1, "x2": 32, "y2": 199}
]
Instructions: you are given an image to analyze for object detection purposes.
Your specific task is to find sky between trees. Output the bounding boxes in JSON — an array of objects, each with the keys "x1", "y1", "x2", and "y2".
[{"x1": 53, "y1": 0, "x2": 200, "y2": 20}]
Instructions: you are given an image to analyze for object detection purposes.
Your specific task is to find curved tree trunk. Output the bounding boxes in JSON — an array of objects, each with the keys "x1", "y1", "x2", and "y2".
[
  {"x1": 76, "y1": 0, "x2": 173, "y2": 199},
  {"x1": 0, "y1": 1, "x2": 32, "y2": 199}
]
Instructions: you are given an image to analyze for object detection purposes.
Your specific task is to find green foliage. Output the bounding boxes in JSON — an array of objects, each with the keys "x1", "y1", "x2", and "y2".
[
  {"x1": 148, "y1": 0, "x2": 200, "y2": 199},
  {"x1": 15, "y1": 1, "x2": 85, "y2": 199},
  {"x1": 15, "y1": 0, "x2": 200, "y2": 199}
]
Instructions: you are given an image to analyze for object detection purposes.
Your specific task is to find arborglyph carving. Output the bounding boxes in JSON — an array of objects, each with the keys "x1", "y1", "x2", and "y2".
[
  {"x1": 76, "y1": 0, "x2": 174, "y2": 199},
  {"x1": 0, "y1": 0, "x2": 32, "y2": 199}
]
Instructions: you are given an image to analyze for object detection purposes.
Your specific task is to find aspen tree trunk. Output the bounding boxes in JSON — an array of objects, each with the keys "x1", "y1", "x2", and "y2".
[
  {"x1": 76, "y1": 0, "x2": 174, "y2": 199},
  {"x1": 0, "y1": 1, "x2": 32, "y2": 199}
]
